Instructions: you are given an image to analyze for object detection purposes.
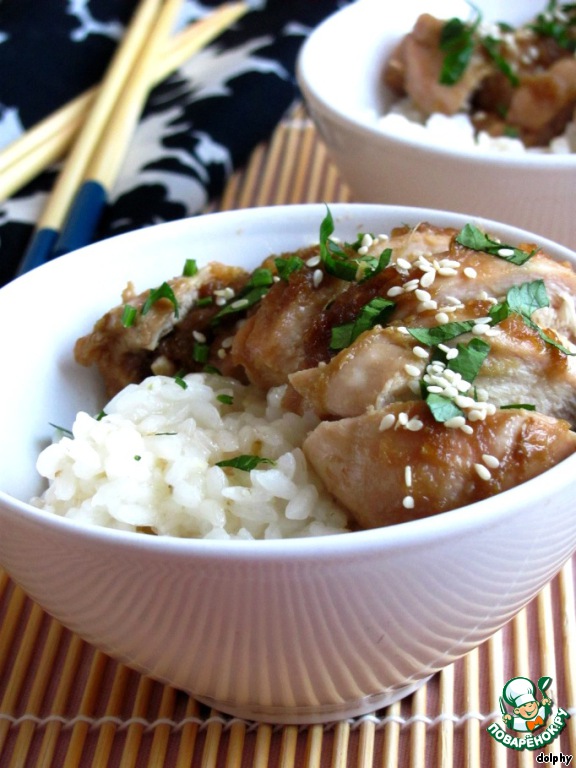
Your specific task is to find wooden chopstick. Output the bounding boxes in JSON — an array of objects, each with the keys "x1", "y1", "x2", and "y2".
[
  {"x1": 0, "y1": 2, "x2": 248, "y2": 204},
  {"x1": 16, "y1": 0, "x2": 164, "y2": 274},
  {"x1": 44, "y1": 0, "x2": 185, "y2": 263}
]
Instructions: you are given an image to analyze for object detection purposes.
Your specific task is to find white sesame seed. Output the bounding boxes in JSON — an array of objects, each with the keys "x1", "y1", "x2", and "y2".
[
  {"x1": 408, "y1": 380, "x2": 421, "y2": 395},
  {"x1": 474, "y1": 463, "x2": 492, "y2": 481},
  {"x1": 455, "y1": 395, "x2": 475, "y2": 408},
  {"x1": 379, "y1": 413, "x2": 396, "y2": 431},
  {"x1": 396, "y1": 257, "x2": 412, "y2": 271},
  {"x1": 358, "y1": 245, "x2": 369, "y2": 256},
  {"x1": 403, "y1": 279, "x2": 419, "y2": 291},
  {"x1": 192, "y1": 330, "x2": 207, "y2": 343},
  {"x1": 313, "y1": 269, "x2": 323, "y2": 288},
  {"x1": 221, "y1": 336, "x2": 234, "y2": 349},
  {"x1": 437, "y1": 267, "x2": 458, "y2": 276},
  {"x1": 396, "y1": 326, "x2": 410, "y2": 335},
  {"x1": 482, "y1": 454, "x2": 500, "y2": 469},
  {"x1": 412, "y1": 346, "x2": 429, "y2": 359},
  {"x1": 387, "y1": 286, "x2": 404, "y2": 297},
  {"x1": 415, "y1": 289, "x2": 431, "y2": 302},
  {"x1": 405, "y1": 418, "x2": 424, "y2": 432},
  {"x1": 460, "y1": 424, "x2": 474, "y2": 435},
  {"x1": 467, "y1": 409, "x2": 486, "y2": 421},
  {"x1": 419, "y1": 300, "x2": 438, "y2": 311},
  {"x1": 435, "y1": 312, "x2": 450, "y2": 324},
  {"x1": 439, "y1": 259, "x2": 461, "y2": 269},
  {"x1": 361, "y1": 233, "x2": 374, "y2": 248},
  {"x1": 217, "y1": 348, "x2": 227, "y2": 359},
  {"x1": 397, "y1": 412, "x2": 409, "y2": 426},
  {"x1": 443, "y1": 385, "x2": 459, "y2": 398},
  {"x1": 420, "y1": 270, "x2": 436, "y2": 288},
  {"x1": 405, "y1": 465, "x2": 412, "y2": 486},
  {"x1": 215, "y1": 296, "x2": 227, "y2": 306},
  {"x1": 404, "y1": 363, "x2": 421, "y2": 377},
  {"x1": 463, "y1": 267, "x2": 477, "y2": 279},
  {"x1": 472, "y1": 324, "x2": 490, "y2": 336},
  {"x1": 475, "y1": 316, "x2": 493, "y2": 324},
  {"x1": 426, "y1": 385, "x2": 444, "y2": 394},
  {"x1": 497, "y1": 247, "x2": 515, "y2": 257},
  {"x1": 446, "y1": 348, "x2": 459, "y2": 360},
  {"x1": 402, "y1": 495, "x2": 415, "y2": 509},
  {"x1": 230, "y1": 298, "x2": 250, "y2": 309},
  {"x1": 444, "y1": 416, "x2": 466, "y2": 428},
  {"x1": 305, "y1": 254, "x2": 321, "y2": 267}
]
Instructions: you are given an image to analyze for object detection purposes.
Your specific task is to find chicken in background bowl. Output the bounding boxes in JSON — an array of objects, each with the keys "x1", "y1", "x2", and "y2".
[
  {"x1": 382, "y1": 1, "x2": 576, "y2": 152},
  {"x1": 0, "y1": 204, "x2": 575, "y2": 724},
  {"x1": 297, "y1": 0, "x2": 576, "y2": 249}
]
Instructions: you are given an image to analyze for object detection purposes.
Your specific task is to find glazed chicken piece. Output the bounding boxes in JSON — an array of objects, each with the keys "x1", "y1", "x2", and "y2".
[
  {"x1": 383, "y1": 13, "x2": 490, "y2": 115},
  {"x1": 287, "y1": 305, "x2": 576, "y2": 426},
  {"x1": 303, "y1": 401, "x2": 576, "y2": 530},
  {"x1": 75, "y1": 263, "x2": 249, "y2": 398},
  {"x1": 229, "y1": 248, "x2": 349, "y2": 389}
]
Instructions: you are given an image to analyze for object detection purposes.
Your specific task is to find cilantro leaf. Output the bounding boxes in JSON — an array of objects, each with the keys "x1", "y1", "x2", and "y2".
[
  {"x1": 447, "y1": 338, "x2": 490, "y2": 382},
  {"x1": 456, "y1": 224, "x2": 536, "y2": 265},
  {"x1": 274, "y1": 255, "x2": 304, "y2": 281},
  {"x1": 426, "y1": 393, "x2": 464, "y2": 423},
  {"x1": 329, "y1": 297, "x2": 395, "y2": 350},
  {"x1": 142, "y1": 282, "x2": 180, "y2": 318},
  {"x1": 216, "y1": 455, "x2": 276, "y2": 471},
  {"x1": 407, "y1": 321, "x2": 475, "y2": 346},
  {"x1": 439, "y1": 14, "x2": 480, "y2": 85}
]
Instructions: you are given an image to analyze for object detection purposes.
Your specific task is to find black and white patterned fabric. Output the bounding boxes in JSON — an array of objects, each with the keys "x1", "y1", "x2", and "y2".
[{"x1": 0, "y1": 0, "x2": 347, "y2": 287}]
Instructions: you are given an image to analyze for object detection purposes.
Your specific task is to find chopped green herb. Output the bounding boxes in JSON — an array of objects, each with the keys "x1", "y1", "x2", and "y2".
[
  {"x1": 456, "y1": 224, "x2": 537, "y2": 265},
  {"x1": 203, "y1": 364, "x2": 222, "y2": 375},
  {"x1": 447, "y1": 338, "x2": 490, "y2": 382},
  {"x1": 195, "y1": 296, "x2": 213, "y2": 308},
  {"x1": 134, "y1": 455, "x2": 142, "y2": 461},
  {"x1": 141, "y1": 282, "x2": 179, "y2": 318},
  {"x1": 329, "y1": 297, "x2": 395, "y2": 350},
  {"x1": 183, "y1": 259, "x2": 198, "y2": 277},
  {"x1": 216, "y1": 455, "x2": 276, "y2": 471},
  {"x1": 96, "y1": 410, "x2": 107, "y2": 421},
  {"x1": 357, "y1": 248, "x2": 392, "y2": 282},
  {"x1": 481, "y1": 35, "x2": 520, "y2": 87},
  {"x1": 530, "y1": 1, "x2": 576, "y2": 51},
  {"x1": 407, "y1": 320, "x2": 476, "y2": 346},
  {"x1": 217, "y1": 394, "x2": 234, "y2": 405},
  {"x1": 174, "y1": 375, "x2": 188, "y2": 389},
  {"x1": 439, "y1": 12, "x2": 481, "y2": 85},
  {"x1": 319, "y1": 207, "x2": 358, "y2": 281},
  {"x1": 121, "y1": 305, "x2": 138, "y2": 328},
  {"x1": 426, "y1": 393, "x2": 464, "y2": 423},
  {"x1": 193, "y1": 342, "x2": 209, "y2": 364},
  {"x1": 490, "y1": 280, "x2": 576, "y2": 355},
  {"x1": 49, "y1": 423, "x2": 73, "y2": 438},
  {"x1": 501, "y1": 403, "x2": 536, "y2": 411},
  {"x1": 274, "y1": 255, "x2": 305, "y2": 281}
]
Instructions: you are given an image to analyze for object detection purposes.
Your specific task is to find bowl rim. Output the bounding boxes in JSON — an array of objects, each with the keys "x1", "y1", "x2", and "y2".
[
  {"x1": 296, "y1": 0, "x2": 576, "y2": 169},
  {"x1": 1, "y1": 202, "x2": 575, "y2": 561}
]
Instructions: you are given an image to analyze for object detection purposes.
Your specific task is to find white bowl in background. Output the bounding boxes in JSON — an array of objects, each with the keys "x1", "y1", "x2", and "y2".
[
  {"x1": 297, "y1": 0, "x2": 576, "y2": 250},
  {"x1": 0, "y1": 204, "x2": 575, "y2": 724}
]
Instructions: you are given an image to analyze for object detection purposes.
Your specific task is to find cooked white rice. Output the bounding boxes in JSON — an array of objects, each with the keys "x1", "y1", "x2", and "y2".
[
  {"x1": 375, "y1": 98, "x2": 576, "y2": 154},
  {"x1": 32, "y1": 373, "x2": 349, "y2": 540}
]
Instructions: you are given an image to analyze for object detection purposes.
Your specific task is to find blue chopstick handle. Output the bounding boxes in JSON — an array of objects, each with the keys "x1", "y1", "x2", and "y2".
[
  {"x1": 16, "y1": 227, "x2": 59, "y2": 275},
  {"x1": 52, "y1": 179, "x2": 108, "y2": 258}
]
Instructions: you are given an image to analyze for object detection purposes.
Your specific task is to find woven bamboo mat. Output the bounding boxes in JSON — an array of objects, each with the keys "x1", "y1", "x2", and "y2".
[{"x1": 1, "y1": 103, "x2": 575, "y2": 767}]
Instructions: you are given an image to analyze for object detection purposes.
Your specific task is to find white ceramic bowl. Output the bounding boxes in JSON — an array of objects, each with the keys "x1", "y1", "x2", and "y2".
[
  {"x1": 297, "y1": 0, "x2": 576, "y2": 251},
  {"x1": 0, "y1": 204, "x2": 575, "y2": 724}
]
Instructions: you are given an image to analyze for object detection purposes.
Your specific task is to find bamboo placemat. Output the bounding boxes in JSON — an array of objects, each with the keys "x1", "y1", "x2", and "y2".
[{"x1": 1, "y1": 103, "x2": 575, "y2": 767}]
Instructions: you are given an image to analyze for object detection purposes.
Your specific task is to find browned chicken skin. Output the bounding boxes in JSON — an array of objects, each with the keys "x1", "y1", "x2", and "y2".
[
  {"x1": 74, "y1": 219, "x2": 576, "y2": 531},
  {"x1": 303, "y1": 402, "x2": 576, "y2": 529}
]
